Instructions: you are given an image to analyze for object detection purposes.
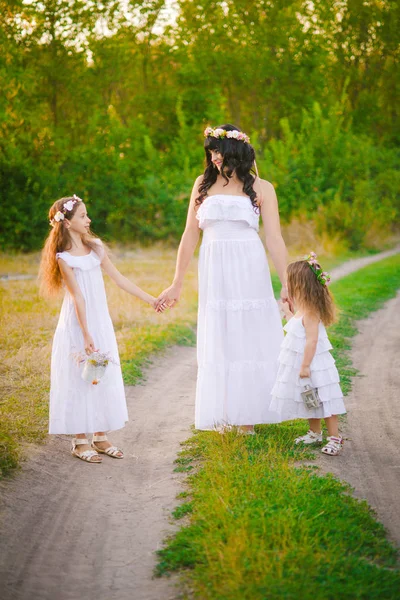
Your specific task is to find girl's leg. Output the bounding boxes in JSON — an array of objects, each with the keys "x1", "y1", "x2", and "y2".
[
  {"x1": 92, "y1": 431, "x2": 124, "y2": 458},
  {"x1": 308, "y1": 418, "x2": 322, "y2": 434},
  {"x1": 324, "y1": 415, "x2": 339, "y2": 437},
  {"x1": 321, "y1": 415, "x2": 342, "y2": 455}
]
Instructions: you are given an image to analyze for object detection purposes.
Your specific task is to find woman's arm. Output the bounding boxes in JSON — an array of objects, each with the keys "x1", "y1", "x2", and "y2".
[
  {"x1": 100, "y1": 253, "x2": 156, "y2": 307},
  {"x1": 58, "y1": 259, "x2": 97, "y2": 354},
  {"x1": 155, "y1": 176, "x2": 202, "y2": 310},
  {"x1": 299, "y1": 313, "x2": 320, "y2": 378},
  {"x1": 259, "y1": 180, "x2": 290, "y2": 304}
]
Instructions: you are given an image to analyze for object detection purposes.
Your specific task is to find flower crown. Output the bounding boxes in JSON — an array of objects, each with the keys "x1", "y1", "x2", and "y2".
[
  {"x1": 204, "y1": 126, "x2": 250, "y2": 144},
  {"x1": 50, "y1": 194, "x2": 82, "y2": 226},
  {"x1": 304, "y1": 252, "x2": 331, "y2": 286}
]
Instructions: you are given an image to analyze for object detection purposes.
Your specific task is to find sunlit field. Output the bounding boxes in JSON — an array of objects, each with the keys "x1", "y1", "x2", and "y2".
[{"x1": 0, "y1": 229, "x2": 383, "y2": 475}]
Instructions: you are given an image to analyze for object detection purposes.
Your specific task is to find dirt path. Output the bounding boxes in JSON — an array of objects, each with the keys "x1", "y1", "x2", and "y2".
[
  {"x1": 0, "y1": 248, "x2": 399, "y2": 600},
  {"x1": 316, "y1": 291, "x2": 400, "y2": 547},
  {"x1": 0, "y1": 346, "x2": 198, "y2": 600}
]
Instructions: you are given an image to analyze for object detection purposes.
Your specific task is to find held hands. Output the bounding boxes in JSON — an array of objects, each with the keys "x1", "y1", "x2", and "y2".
[
  {"x1": 280, "y1": 285, "x2": 294, "y2": 313},
  {"x1": 155, "y1": 282, "x2": 181, "y2": 313}
]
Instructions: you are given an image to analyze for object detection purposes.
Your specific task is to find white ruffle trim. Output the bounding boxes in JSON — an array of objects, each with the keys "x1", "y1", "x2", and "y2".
[
  {"x1": 274, "y1": 363, "x2": 340, "y2": 387},
  {"x1": 281, "y1": 334, "x2": 333, "y2": 354},
  {"x1": 56, "y1": 250, "x2": 102, "y2": 271},
  {"x1": 270, "y1": 397, "x2": 346, "y2": 420},
  {"x1": 278, "y1": 348, "x2": 336, "y2": 369},
  {"x1": 206, "y1": 297, "x2": 278, "y2": 311},
  {"x1": 271, "y1": 380, "x2": 343, "y2": 402},
  {"x1": 196, "y1": 195, "x2": 259, "y2": 231},
  {"x1": 198, "y1": 360, "x2": 277, "y2": 373}
]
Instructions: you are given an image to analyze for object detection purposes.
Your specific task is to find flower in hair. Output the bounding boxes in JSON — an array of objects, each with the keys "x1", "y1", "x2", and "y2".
[
  {"x1": 204, "y1": 126, "x2": 250, "y2": 144},
  {"x1": 63, "y1": 200, "x2": 75, "y2": 212},
  {"x1": 50, "y1": 211, "x2": 65, "y2": 226},
  {"x1": 304, "y1": 252, "x2": 331, "y2": 286}
]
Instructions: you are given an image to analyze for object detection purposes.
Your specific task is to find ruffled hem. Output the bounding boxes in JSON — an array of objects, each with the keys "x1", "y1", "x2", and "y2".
[
  {"x1": 274, "y1": 363, "x2": 340, "y2": 387},
  {"x1": 278, "y1": 348, "x2": 336, "y2": 369},
  {"x1": 269, "y1": 397, "x2": 347, "y2": 421},
  {"x1": 206, "y1": 297, "x2": 278, "y2": 311},
  {"x1": 271, "y1": 381, "x2": 343, "y2": 402},
  {"x1": 198, "y1": 360, "x2": 278, "y2": 373},
  {"x1": 280, "y1": 334, "x2": 333, "y2": 354},
  {"x1": 196, "y1": 195, "x2": 259, "y2": 231}
]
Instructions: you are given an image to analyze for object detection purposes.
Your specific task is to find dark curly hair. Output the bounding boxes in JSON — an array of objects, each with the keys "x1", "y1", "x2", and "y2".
[{"x1": 196, "y1": 124, "x2": 259, "y2": 209}]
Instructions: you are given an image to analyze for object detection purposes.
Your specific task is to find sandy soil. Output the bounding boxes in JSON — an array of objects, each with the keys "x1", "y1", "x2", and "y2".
[
  {"x1": 316, "y1": 291, "x2": 400, "y2": 547},
  {"x1": 0, "y1": 249, "x2": 398, "y2": 600},
  {"x1": 0, "y1": 346, "x2": 198, "y2": 600}
]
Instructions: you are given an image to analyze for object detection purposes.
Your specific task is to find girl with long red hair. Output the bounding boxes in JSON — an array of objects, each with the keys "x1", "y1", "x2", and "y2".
[{"x1": 40, "y1": 195, "x2": 158, "y2": 463}]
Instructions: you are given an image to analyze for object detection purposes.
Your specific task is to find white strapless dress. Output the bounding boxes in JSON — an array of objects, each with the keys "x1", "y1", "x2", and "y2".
[
  {"x1": 49, "y1": 241, "x2": 128, "y2": 434},
  {"x1": 195, "y1": 194, "x2": 284, "y2": 430}
]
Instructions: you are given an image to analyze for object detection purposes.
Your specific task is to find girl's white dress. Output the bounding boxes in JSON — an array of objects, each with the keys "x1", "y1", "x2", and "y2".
[
  {"x1": 49, "y1": 242, "x2": 128, "y2": 434},
  {"x1": 270, "y1": 315, "x2": 346, "y2": 420},
  {"x1": 195, "y1": 194, "x2": 284, "y2": 430}
]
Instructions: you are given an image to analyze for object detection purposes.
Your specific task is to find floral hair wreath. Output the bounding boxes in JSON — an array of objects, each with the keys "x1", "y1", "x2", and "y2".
[
  {"x1": 50, "y1": 194, "x2": 83, "y2": 227},
  {"x1": 204, "y1": 126, "x2": 250, "y2": 144},
  {"x1": 305, "y1": 252, "x2": 331, "y2": 286}
]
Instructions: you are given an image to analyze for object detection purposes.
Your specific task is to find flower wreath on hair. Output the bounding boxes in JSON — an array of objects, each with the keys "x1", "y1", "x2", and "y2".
[
  {"x1": 305, "y1": 252, "x2": 331, "y2": 286},
  {"x1": 204, "y1": 126, "x2": 250, "y2": 144},
  {"x1": 50, "y1": 194, "x2": 83, "y2": 226}
]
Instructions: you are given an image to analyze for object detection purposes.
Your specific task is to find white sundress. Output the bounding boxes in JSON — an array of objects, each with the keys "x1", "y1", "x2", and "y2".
[
  {"x1": 49, "y1": 241, "x2": 128, "y2": 434},
  {"x1": 270, "y1": 315, "x2": 346, "y2": 420},
  {"x1": 195, "y1": 194, "x2": 284, "y2": 430}
]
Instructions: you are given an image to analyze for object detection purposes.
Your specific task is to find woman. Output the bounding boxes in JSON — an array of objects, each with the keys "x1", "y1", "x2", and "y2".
[{"x1": 156, "y1": 124, "x2": 289, "y2": 432}]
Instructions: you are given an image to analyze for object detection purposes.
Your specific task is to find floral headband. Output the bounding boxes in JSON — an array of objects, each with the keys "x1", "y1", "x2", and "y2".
[
  {"x1": 305, "y1": 252, "x2": 331, "y2": 286},
  {"x1": 204, "y1": 126, "x2": 250, "y2": 144},
  {"x1": 50, "y1": 194, "x2": 82, "y2": 226}
]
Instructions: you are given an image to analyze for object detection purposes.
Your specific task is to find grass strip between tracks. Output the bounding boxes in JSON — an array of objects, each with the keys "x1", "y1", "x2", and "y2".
[{"x1": 156, "y1": 254, "x2": 400, "y2": 600}]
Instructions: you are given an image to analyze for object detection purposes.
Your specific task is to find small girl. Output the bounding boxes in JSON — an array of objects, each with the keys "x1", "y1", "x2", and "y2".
[
  {"x1": 270, "y1": 253, "x2": 346, "y2": 456},
  {"x1": 39, "y1": 195, "x2": 159, "y2": 463}
]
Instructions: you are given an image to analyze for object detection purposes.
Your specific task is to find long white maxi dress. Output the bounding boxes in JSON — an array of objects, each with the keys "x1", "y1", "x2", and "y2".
[
  {"x1": 49, "y1": 241, "x2": 128, "y2": 434},
  {"x1": 195, "y1": 194, "x2": 284, "y2": 430}
]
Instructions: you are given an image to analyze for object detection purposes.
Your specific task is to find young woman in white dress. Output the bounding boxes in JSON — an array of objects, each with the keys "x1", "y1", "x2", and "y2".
[
  {"x1": 40, "y1": 195, "x2": 159, "y2": 463},
  {"x1": 156, "y1": 125, "x2": 290, "y2": 432}
]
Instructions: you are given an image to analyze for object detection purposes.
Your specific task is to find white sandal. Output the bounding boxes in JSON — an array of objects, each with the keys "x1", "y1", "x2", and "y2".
[
  {"x1": 295, "y1": 430, "x2": 323, "y2": 445},
  {"x1": 71, "y1": 438, "x2": 102, "y2": 463},
  {"x1": 321, "y1": 436, "x2": 343, "y2": 456},
  {"x1": 91, "y1": 435, "x2": 124, "y2": 459}
]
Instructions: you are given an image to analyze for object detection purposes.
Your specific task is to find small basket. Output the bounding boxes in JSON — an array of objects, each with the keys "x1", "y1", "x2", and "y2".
[
  {"x1": 81, "y1": 352, "x2": 109, "y2": 385},
  {"x1": 300, "y1": 378, "x2": 322, "y2": 410}
]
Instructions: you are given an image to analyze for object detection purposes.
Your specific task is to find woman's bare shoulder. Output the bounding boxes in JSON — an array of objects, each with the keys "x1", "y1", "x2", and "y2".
[{"x1": 257, "y1": 178, "x2": 275, "y2": 192}]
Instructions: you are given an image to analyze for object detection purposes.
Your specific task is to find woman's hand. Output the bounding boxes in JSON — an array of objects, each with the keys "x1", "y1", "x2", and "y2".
[
  {"x1": 299, "y1": 365, "x2": 311, "y2": 379},
  {"x1": 155, "y1": 283, "x2": 182, "y2": 312},
  {"x1": 281, "y1": 300, "x2": 294, "y2": 321},
  {"x1": 84, "y1": 333, "x2": 97, "y2": 355},
  {"x1": 280, "y1": 285, "x2": 293, "y2": 312}
]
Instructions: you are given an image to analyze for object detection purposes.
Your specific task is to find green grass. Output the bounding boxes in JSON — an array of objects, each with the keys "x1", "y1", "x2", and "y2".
[{"x1": 156, "y1": 254, "x2": 400, "y2": 599}]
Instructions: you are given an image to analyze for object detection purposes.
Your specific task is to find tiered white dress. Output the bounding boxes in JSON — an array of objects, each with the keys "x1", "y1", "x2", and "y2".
[
  {"x1": 49, "y1": 242, "x2": 128, "y2": 434},
  {"x1": 270, "y1": 315, "x2": 346, "y2": 420},
  {"x1": 195, "y1": 194, "x2": 284, "y2": 430}
]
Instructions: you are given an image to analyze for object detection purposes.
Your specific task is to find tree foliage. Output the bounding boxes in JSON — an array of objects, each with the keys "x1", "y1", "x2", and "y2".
[{"x1": 0, "y1": 0, "x2": 398, "y2": 251}]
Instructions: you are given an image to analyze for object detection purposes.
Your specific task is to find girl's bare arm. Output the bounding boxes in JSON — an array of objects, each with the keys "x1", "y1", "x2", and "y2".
[
  {"x1": 300, "y1": 313, "x2": 320, "y2": 378},
  {"x1": 100, "y1": 254, "x2": 155, "y2": 307},
  {"x1": 58, "y1": 259, "x2": 96, "y2": 353}
]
